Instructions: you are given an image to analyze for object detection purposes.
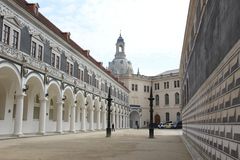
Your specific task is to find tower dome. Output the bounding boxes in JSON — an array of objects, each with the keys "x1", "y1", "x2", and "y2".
[{"x1": 109, "y1": 34, "x2": 133, "y2": 75}]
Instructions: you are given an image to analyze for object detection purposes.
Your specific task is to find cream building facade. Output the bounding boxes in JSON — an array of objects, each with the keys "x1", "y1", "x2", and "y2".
[
  {"x1": 0, "y1": 0, "x2": 130, "y2": 136},
  {"x1": 109, "y1": 35, "x2": 181, "y2": 128}
]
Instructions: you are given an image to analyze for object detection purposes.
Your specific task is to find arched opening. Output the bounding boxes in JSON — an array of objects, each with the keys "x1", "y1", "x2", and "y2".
[
  {"x1": 154, "y1": 114, "x2": 160, "y2": 125},
  {"x1": 155, "y1": 95, "x2": 159, "y2": 106},
  {"x1": 47, "y1": 81, "x2": 61, "y2": 132},
  {"x1": 166, "y1": 112, "x2": 170, "y2": 122},
  {"x1": 165, "y1": 94, "x2": 169, "y2": 105},
  {"x1": 175, "y1": 92, "x2": 179, "y2": 104},
  {"x1": 177, "y1": 112, "x2": 181, "y2": 122},
  {"x1": 0, "y1": 64, "x2": 21, "y2": 134},
  {"x1": 129, "y1": 111, "x2": 140, "y2": 129},
  {"x1": 23, "y1": 73, "x2": 44, "y2": 133}
]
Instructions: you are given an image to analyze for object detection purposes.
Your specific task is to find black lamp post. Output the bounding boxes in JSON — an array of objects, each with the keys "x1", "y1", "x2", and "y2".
[
  {"x1": 106, "y1": 87, "x2": 112, "y2": 137},
  {"x1": 148, "y1": 86, "x2": 154, "y2": 138}
]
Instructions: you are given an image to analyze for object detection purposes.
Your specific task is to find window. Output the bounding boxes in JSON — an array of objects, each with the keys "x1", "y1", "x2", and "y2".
[
  {"x1": 12, "y1": 30, "x2": 19, "y2": 49},
  {"x1": 164, "y1": 82, "x2": 169, "y2": 89},
  {"x1": 3, "y1": 24, "x2": 10, "y2": 44},
  {"x1": 51, "y1": 53, "x2": 55, "y2": 67},
  {"x1": 166, "y1": 112, "x2": 170, "y2": 122},
  {"x1": 31, "y1": 37, "x2": 44, "y2": 61},
  {"x1": 2, "y1": 21, "x2": 20, "y2": 49},
  {"x1": 175, "y1": 92, "x2": 180, "y2": 104},
  {"x1": 51, "y1": 52, "x2": 60, "y2": 69},
  {"x1": 132, "y1": 84, "x2": 138, "y2": 91},
  {"x1": 132, "y1": 84, "x2": 134, "y2": 91},
  {"x1": 165, "y1": 94, "x2": 169, "y2": 105},
  {"x1": 135, "y1": 84, "x2": 138, "y2": 91},
  {"x1": 38, "y1": 45, "x2": 43, "y2": 61},
  {"x1": 174, "y1": 80, "x2": 180, "y2": 88},
  {"x1": 56, "y1": 55, "x2": 60, "y2": 69},
  {"x1": 154, "y1": 83, "x2": 159, "y2": 90},
  {"x1": 147, "y1": 86, "x2": 149, "y2": 92},
  {"x1": 155, "y1": 95, "x2": 159, "y2": 106},
  {"x1": 144, "y1": 86, "x2": 146, "y2": 92},
  {"x1": 31, "y1": 41, "x2": 37, "y2": 58}
]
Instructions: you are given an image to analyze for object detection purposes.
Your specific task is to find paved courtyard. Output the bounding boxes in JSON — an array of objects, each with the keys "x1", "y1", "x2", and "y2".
[{"x1": 0, "y1": 129, "x2": 191, "y2": 160}]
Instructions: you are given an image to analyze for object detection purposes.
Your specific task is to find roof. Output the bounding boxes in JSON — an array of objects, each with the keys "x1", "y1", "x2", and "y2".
[
  {"x1": 157, "y1": 69, "x2": 179, "y2": 76},
  {"x1": 12, "y1": 0, "x2": 129, "y2": 92}
]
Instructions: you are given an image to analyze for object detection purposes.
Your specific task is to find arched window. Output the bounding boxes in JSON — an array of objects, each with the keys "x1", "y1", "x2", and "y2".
[
  {"x1": 177, "y1": 112, "x2": 181, "y2": 122},
  {"x1": 166, "y1": 112, "x2": 170, "y2": 122},
  {"x1": 155, "y1": 95, "x2": 159, "y2": 106},
  {"x1": 175, "y1": 92, "x2": 179, "y2": 104},
  {"x1": 165, "y1": 94, "x2": 169, "y2": 105}
]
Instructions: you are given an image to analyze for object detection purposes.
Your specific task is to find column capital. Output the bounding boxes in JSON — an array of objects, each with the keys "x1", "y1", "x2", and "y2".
[
  {"x1": 56, "y1": 100, "x2": 64, "y2": 105},
  {"x1": 15, "y1": 93, "x2": 26, "y2": 99},
  {"x1": 39, "y1": 97, "x2": 48, "y2": 102}
]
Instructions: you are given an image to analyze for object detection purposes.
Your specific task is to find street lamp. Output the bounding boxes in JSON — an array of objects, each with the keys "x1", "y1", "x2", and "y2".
[
  {"x1": 106, "y1": 87, "x2": 112, "y2": 137},
  {"x1": 148, "y1": 86, "x2": 154, "y2": 138}
]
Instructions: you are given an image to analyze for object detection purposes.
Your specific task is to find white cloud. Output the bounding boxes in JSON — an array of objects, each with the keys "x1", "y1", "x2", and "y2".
[{"x1": 27, "y1": 0, "x2": 189, "y2": 75}]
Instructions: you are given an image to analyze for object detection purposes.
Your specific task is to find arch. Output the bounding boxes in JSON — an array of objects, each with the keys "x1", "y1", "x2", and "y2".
[
  {"x1": 0, "y1": 62, "x2": 21, "y2": 94},
  {"x1": 47, "y1": 80, "x2": 61, "y2": 122},
  {"x1": 0, "y1": 63, "x2": 21, "y2": 122},
  {"x1": 155, "y1": 95, "x2": 159, "y2": 106},
  {"x1": 76, "y1": 91, "x2": 85, "y2": 108},
  {"x1": 47, "y1": 80, "x2": 61, "y2": 98},
  {"x1": 86, "y1": 94, "x2": 93, "y2": 110},
  {"x1": 176, "y1": 112, "x2": 181, "y2": 122},
  {"x1": 25, "y1": 72, "x2": 44, "y2": 98},
  {"x1": 94, "y1": 98, "x2": 100, "y2": 110},
  {"x1": 154, "y1": 114, "x2": 160, "y2": 124},
  {"x1": 129, "y1": 110, "x2": 140, "y2": 128},
  {"x1": 63, "y1": 86, "x2": 74, "y2": 122},
  {"x1": 63, "y1": 86, "x2": 74, "y2": 103},
  {"x1": 175, "y1": 92, "x2": 180, "y2": 104},
  {"x1": 165, "y1": 94, "x2": 169, "y2": 105},
  {"x1": 101, "y1": 100, "x2": 106, "y2": 111}
]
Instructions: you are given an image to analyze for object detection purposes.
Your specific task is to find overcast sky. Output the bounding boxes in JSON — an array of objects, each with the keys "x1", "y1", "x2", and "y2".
[{"x1": 28, "y1": 0, "x2": 189, "y2": 76}]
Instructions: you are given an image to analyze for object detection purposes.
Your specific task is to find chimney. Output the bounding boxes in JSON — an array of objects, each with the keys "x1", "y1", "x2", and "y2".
[
  {"x1": 62, "y1": 32, "x2": 71, "y2": 41},
  {"x1": 27, "y1": 3, "x2": 40, "y2": 16}
]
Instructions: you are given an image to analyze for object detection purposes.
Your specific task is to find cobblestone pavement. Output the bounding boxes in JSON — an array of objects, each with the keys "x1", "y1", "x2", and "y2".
[{"x1": 0, "y1": 129, "x2": 191, "y2": 160}]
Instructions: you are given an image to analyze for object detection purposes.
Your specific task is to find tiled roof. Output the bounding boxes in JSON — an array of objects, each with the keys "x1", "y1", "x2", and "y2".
[{"x1": 13, "y1": 0, "x2": 128, "y2": 92}]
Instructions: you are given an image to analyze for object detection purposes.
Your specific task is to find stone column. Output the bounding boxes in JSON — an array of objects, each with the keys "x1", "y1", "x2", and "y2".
[
  {"x1": 14, "y1": 93, "x2": 25, "y2": 136},
  {"x1": 120, "y1": 114, "x2": 122, "y2": 129},
  {"x1": 116, "y1": 112, "x2": 119, "y2": 129},
  {"x1": 77, "y1": 106, "x2": 80, "y2": 130},
  {"x1": 89, "y1": 108, "x2": 94, "y2": 131},
  {"x1": 123, "y1": 114, "x2": 126, "y2": 128},
  {"x1": 70, "y1": 104, "x2": 76, "y2": 132},
  {"x1": 96, "y1": 109, "x2": 101, "y2": 130},
  {"x1": 81, "y1": 106, "x2": 86, "y2": 131},
  {"x1": 112, "y1": 112, "x2": 115, "y2": 128},
  {"x1": 102, "y1": 110, "x2": 106, "y2": 130},
  {"x1": 39, "y1": 97, "x2": 47, "y2": 134},
  {"x1": 56, "y1": 100, "x2": 63, "y2": 133}
]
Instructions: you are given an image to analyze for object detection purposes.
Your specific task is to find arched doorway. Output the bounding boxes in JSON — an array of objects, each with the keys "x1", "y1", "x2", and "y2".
[
  {"x1": 129, "y1": 111, "x2": 140, "y2": 129},
  {"x1": 155, "y1": 114, "x2": 160, "y2": 125}
]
